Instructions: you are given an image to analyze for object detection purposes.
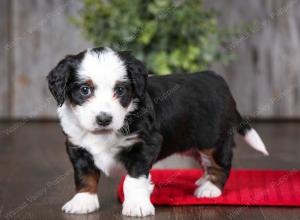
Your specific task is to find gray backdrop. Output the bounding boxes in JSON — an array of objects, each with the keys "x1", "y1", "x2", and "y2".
[{"x1": 1, "y1": 0, "x2": 299, "y2": 119}]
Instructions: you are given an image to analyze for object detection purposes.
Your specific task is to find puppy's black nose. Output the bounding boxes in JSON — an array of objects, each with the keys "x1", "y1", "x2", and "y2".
[{"x1": 96, "y1": 112, "x2": 112, "y2": 127}]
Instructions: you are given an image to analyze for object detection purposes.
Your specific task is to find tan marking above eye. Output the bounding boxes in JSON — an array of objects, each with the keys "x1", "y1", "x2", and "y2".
[{"x1": 85, "y1": 79, "x2": 94, "y2": 87}]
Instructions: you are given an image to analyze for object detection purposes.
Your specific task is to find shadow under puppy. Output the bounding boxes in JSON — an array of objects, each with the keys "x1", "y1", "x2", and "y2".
[{"x1": 47, "y1": 47, "x2": 268, "y2": 217}]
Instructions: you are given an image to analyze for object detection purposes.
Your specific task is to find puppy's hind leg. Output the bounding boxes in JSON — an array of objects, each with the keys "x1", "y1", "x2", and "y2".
[{"x1": 194, "y1": 137, "x2": 233, "y2": 198}]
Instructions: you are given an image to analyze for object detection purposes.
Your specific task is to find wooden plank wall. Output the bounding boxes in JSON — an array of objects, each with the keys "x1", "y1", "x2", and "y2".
[
  {"x1": 0, "y1": 0, "x2": 11, "y2": 118},
  {"x1": 5, "y1": 0, "x2": 91, "y2": 119},
  {"x1": 0, "y1": 0, "x2": 299, "y2": 119},
  {"x1": 11, "y1": 0, "x2": 92, "y2": 119},
  {"x1": 206, "y1": 0, "x2": 300, "y2": 118}
]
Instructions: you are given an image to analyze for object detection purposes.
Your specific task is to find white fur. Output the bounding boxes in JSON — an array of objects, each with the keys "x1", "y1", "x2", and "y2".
[
  {"x1": 194, "y1": 153, "x2": 211, "y2": 186},
  {"x1": 57, "y1": 48, "x2": 141, "y2": 176},
  {"x1": 195, "y1": 153, "x2": 222, "y2": 198},
  {"x1": 122, "y1": 175, "x2": 155, "y2": 217},
  {"x1": 71, "y1": 47, "x2": 137, "y2": 132},
  {"x1": 58, "y1": 103, "x2": 140, "y2": 176},
  {"x1": 200, "y1": 152, "x2": 211, "y2": 168},
  {"x1": 62, "y1": 192, "x2": 99, "y2": 214},
  {"x1": 194, "y1": 180, "x2": 222, "y2": 198},
  {"x1": 244, "y1": 128, "x2": 269, "y2": 155},
  {"x1": 195, "y1": 173, "x2": 209, "y2": 186}
]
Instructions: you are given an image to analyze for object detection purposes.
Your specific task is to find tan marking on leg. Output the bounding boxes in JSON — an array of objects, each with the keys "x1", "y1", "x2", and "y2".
[
  {"x1": 199, "y1": 149, "x2": 227, "y2": 190},
  {"x1": 77, "y1": 172, "x2": 100, "y2": 194}
]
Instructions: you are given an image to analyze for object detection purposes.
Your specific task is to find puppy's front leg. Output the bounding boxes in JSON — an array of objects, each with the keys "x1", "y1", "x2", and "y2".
[
  {"x1": 62, "y1": 142, "x2": 100, "y2": 214},
  {"x1": 119, "y1": 132, "x2": 162, "y2": 217},
  {"x1": 122, "y1": 174, "x2": 154, "y2": 217}
]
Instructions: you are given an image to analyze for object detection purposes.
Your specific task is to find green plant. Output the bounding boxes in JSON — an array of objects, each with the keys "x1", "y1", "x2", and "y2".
[{"x1": 74, "y1": 0, "x2": 234, "y2": 75}]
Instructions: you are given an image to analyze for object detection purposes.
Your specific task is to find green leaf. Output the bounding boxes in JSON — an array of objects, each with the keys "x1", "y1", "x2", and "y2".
[
  {"x1": 72, "y1": 0, "x2": 239, "y2": 74},
  {"x1": 137, "y1": 21, "x2": 157, "y2": 44}
]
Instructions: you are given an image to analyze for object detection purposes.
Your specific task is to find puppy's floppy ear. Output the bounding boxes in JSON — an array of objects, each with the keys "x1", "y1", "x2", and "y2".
[
  {"x1": 47, "y1": 56, "x2": 74, "y2": 106},
  {"x1": 118, "y1": 51, "x2": 148, "y2": 98}
]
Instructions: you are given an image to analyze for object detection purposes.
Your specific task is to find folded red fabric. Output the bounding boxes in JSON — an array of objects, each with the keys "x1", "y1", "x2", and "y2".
[{"x1": 118, "y1": 169, "x2": 300, "y2": 206}]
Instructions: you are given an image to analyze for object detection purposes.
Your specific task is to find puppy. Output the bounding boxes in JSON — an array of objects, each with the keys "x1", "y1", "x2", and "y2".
[{"x1": 47, "y1": 47, "x2": 268, "y2": 217}]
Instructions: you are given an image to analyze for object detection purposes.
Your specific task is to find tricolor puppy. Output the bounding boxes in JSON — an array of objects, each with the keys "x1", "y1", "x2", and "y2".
[{"x1": 47, "y1": 47, "x2": 268, "y2": 217}]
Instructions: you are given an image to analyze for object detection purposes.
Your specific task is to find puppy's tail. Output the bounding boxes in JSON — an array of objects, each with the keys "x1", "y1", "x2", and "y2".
[{"x1": 235, "y1": 110, "x2": 269, "y2": 156}]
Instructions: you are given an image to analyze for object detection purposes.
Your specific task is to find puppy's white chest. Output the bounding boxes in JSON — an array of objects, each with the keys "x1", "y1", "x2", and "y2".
[
  {"x1": 67, "y1": 130, "x2": 138, "y2": 177},
  {"x1": 77, "y1": 134, "x2": 128, "y2": 176},
  {"x1": 58, "y1": 107, "x2": 138, "y2": 176},
  {"x1": 92, "y1": 150, "x2": 126, "y2": 176}
]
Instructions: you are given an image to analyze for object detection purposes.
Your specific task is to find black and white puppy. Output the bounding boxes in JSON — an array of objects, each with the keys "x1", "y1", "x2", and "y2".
[{"x1": 47, "y1": 47, "x2": 269, "y2": 217}]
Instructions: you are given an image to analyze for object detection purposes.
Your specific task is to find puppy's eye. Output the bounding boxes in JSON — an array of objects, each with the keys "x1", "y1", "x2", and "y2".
[
  {"x1": 115, "y1": 86, "x2": 126, "y2": 97},
  {"x1": 80, "y1": 86, "x2": 92, "y2": 97}
]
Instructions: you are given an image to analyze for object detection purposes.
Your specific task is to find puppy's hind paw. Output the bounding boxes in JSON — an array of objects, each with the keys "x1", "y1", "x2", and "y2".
[
  {"x1": 195, "y1": 174, "x2": 209, "y2": 186},
  {"x1": 194, "y1": 181, "x2": 222, "y2": 198}
]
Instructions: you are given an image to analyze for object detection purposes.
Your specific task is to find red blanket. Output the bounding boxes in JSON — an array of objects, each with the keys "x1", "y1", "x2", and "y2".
[{"x1": 118, "y1": 169, "x2": 300, "y2": 206}]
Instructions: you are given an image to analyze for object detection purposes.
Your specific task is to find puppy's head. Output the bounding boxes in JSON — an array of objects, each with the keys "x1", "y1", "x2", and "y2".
[{"x1": 47, "y1": 47, "x2": 147, "y2": 132}]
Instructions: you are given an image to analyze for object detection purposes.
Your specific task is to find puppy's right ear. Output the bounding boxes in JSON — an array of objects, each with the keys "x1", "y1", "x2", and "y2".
[{"x1": 47, "y1": 56, "x2": 74, "y2": 106}]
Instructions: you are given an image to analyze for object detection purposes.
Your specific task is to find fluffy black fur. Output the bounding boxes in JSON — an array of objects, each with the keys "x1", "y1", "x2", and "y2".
[
  {"x1": 47, "y1": 47, "x2": 251, "y2": 192},
  {"x1": 117, "y1": 71, "x2": 239, "y2": 182},
  {"x1": 66, "y1": 141, "x2": 100, "y2": 191}
]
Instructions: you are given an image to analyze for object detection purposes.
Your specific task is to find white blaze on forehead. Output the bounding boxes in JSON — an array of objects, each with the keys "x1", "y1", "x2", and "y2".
[
  {"x1": 78, "y1": 48, "x2": 127, "y2": 84},
  {"x1": 68, "y1": 47, "x2": 134, "y2": 132}
]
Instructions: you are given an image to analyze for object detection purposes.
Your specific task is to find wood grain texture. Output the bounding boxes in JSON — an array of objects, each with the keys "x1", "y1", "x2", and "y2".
[
  {"x1": 0, "y1": 0, "x2": 300, "y2": 118},
  {"x1": 0, "y1": 0, "x2": 11, "y2": 118},
  {"x1": 206, "y1": 0, "x2": 300, "y2": 118},
  {"x1": 0, "y1": 121, "x2": 299, "y2": 219},
  {"x1": 11, "y1": 0, "x2": 91, "y2": 118}
]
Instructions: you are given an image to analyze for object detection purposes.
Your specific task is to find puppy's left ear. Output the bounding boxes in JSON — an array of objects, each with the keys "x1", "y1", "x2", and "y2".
[
  {"x1": 119, "y1": 51, "x2": 148, "y2": 98},
  {"x1": 47, "y1": 56, "x2": 75, "y2": 106}
]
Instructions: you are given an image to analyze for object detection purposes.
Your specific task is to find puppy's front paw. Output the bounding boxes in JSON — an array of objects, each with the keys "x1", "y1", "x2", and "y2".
[
  {"x1": 62, "y1": 192, "x2": 99, "y2": 214},
  {"x1": 122, "y1": 200, "x2": 155, "y2": 217},
  {"x1": 194, "y1": 181, "x2": 222, "y2": 198}
]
